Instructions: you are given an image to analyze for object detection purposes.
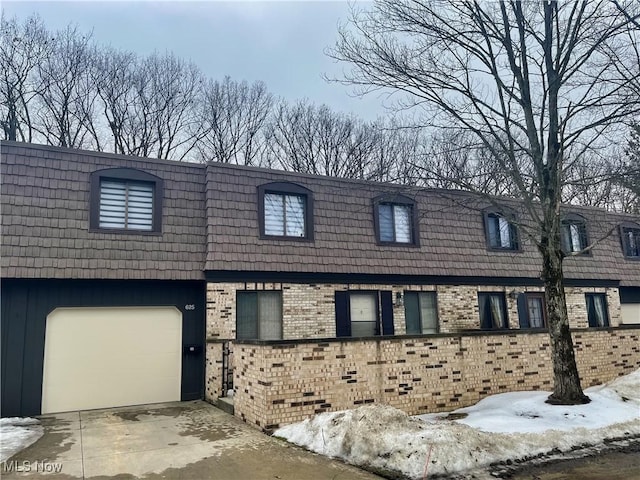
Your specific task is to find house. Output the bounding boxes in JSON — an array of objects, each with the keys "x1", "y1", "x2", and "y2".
[{"x1": 2, "y1": 142, "x2": 639, "y2": 430}]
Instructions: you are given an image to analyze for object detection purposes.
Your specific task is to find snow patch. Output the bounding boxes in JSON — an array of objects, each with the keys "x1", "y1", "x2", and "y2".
[
  {"x1": 0, "y1": 417, "x2": 44, "y2": 462},
  {"x1": 275, "y1": 369, "x2": 640, "y2": 479}
]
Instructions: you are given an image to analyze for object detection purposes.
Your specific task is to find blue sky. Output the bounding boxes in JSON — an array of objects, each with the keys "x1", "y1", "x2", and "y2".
[{"x1": 4, "y1": 1, "x2": 390, "y2": 120}]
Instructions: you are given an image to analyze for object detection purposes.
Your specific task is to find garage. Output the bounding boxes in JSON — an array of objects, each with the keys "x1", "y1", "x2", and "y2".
[{"x1": 42, "y1": 306, "x2": 182, "y2": 414}]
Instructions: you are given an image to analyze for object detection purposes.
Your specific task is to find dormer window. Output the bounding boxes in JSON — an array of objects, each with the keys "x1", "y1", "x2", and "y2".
[
  {"x1": 484, "y1": 209, "x2": 519, "y2": 251},
  {"x1": 258, "y1": 182, "x2": 313, "y2": 240},
  {"x1": 561, "y1": 214, "x2": 588, "y2": 254},
  {"x1": 373, "y1": 194, "x2": 419, "y2": 246},
  {"x1": 90, "y1": 168, "x2": 163, "y2": 234}
]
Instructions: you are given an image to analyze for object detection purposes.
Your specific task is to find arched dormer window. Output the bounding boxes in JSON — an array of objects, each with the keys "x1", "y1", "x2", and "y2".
[
  {"x1": 89, "y1": 168, "x2": 163, "y2": 234},
  {"x1": 257, "y1": 182, "x2": 314, "y2": 241},
  {"x1": 483, "y1": 207, "x2": 520, "y2": 251},
  {"x1": 372, "y1": 193, "x2": 419, "y2": 246}
]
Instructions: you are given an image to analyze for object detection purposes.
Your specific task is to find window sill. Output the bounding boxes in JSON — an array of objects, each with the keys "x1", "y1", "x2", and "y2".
[
  {"x1": 376, "y1": 240, "x2": 420, "y2": 248},
  {"x1": 89, "y1": 228, "x2": 162, "y2": 236},
  {"x1": 259, "y1": 234, "x2": 314, "y2": 242}
]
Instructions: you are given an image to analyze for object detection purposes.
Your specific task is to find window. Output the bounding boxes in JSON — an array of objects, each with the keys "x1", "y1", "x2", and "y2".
[
  {"x1": 90, "y1": 168, "x2": 163, "y2": 234},
  {"x1": 621, "y1": 224, "x2": 640, "y2": 258},
  {"x1": 404, "y1": 291, "x2": 438, "y2": 334},
  {"x1": 484, "y1": 210, "x2": 519, "y2": 250},
  {"x1": 561, "y1": 215, "x2": 588, "y2": 254},
  {"x1": 517, "y1": 293, "x2": 547, "y2": 329},
  {"x1": 335, "y1": 291, "x2": 394, "y2": 337},
  {"x1": 258, "y1": 182, "x2": 313, "y2": 240},
  {"x1": 373, "y1": 194, "x2": 419, "y2": 245},
  {"x1": 478, "y1": 292, "x2": 508, "y2": 329},
  {"x1": 236, "y1": 291, "x2": 282, "y2": 340},
  {"x1": 585, "y1": 293, "x2": 609, "y2": 327}
]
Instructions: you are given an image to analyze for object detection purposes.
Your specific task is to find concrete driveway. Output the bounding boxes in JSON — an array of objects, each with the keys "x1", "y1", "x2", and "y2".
[{"x1": 2, "y1": 401, "x2": 381, "y2": 480}]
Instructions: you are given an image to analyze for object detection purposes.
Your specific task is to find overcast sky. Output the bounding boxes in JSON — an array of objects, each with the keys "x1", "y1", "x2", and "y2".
[{"x1": 4, "y1": 1, "x2": 391, "y2": 120}]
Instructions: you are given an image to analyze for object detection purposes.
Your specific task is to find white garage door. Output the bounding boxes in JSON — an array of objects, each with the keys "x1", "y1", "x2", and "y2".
[
  {"x1": 621, "y1": 304, "x2": 640, "y2": 324},
  {"x1": 42, "y1": 307, "x2": 182, "y2": 414}
]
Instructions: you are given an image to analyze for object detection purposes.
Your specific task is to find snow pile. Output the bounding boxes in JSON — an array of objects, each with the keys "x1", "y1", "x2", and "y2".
[
  {"x1": 275, "y1": 370, "x2": 640, "y2": 479},
  {"x1": 0, "y1": 417, "x2": 44, "y2": 462}
]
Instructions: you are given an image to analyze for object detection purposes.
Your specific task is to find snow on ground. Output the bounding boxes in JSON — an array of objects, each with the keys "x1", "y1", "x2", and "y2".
[
  {"x1": 275, "y1": 370, "x2": 640, "y2": 479},
  {"x1": 0, "y1": 417, "x2": 44, "y2": 462}
]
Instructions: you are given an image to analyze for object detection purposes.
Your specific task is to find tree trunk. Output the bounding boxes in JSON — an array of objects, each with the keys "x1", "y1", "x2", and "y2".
[{"x1": 541, "y1": 245, "x2": 590, "y2": 405}]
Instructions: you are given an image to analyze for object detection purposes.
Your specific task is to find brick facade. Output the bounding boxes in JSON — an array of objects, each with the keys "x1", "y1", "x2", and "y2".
[
  {"x1": 206, "y1": 282, "x2": 622, "y2": 340},
  {"x1": 204, "y1": 281, "x2": 630, "y2": 431},
  {"x1": 229, "y1": 328, "x2": 640, "y2": 432}
]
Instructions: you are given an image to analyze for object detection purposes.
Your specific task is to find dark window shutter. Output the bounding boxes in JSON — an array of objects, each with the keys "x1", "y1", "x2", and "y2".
[
  {"x1": 586, "y1": 295, "x2": 596, "y2": 327},
  {"x1": 335, "y1": 291, "x2": 351, "y2": 337},
  {"x1": 380, "y1": 291, "x2": 394, "y2": 335},
  {"x1": 404, "y1": 291, "x2": 420, "y2": 334},
  {"x1": 478, "y1": 293, "x2": 491, "y2": 329},
  {"x1": 516, "y1": 293, "x2": 529, "y2": 328}
]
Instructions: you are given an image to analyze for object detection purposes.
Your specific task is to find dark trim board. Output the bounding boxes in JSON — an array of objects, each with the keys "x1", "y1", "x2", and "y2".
[
  {"x1": 205, "y1": 270, "x2": 620, "y2": 288},
  {"x1": 1, "y1": 279, "x2": 206, "y2": 417}
]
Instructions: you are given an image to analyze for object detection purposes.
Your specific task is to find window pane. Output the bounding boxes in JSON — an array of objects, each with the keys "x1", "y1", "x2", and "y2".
[
  {"x1": 527, "y1": 297, "x2": 544, "y2": 328},
  {"x1": 258, "y1": 291, "x2": 282, "y2": 340},
  {"x1": 99, "y1": 181, "x2": 127, "y2": 228},
  {"x1": 237, "y1": 292, "x2": 258, "y2": 340},
  {"x1": 623, "y1": 228, "x2": 640, "y2": 257},
  {"x1": 419, "y1": 292, "x2": 438, "y2": 334},
  {"x1": 379, "y1": 204, "x2": 394, "y2": 242},
  {"x1": 569, "y1": 223, "x2": 582, "y2": 251},
  {"x1": 490, "y1": 295, "x2": 506, "y2": 328},
  {"x1": 394, "y1": 205, "x2": 411, "y2": 243},
  {"x1": 498, "y1": 216, "x2": 511, "y2": 248},
  {"x1": 350, "y1": 293, "x2": 377, "y2": 336},
  {"x1": 264, "y1": 193, "x2": 284, "y2": 235},
  {"x1": 127, "y1": 183, "x2": 153, "y2": 230},
  {"x1": 99, "y1": 180, "x2": 154, "y2": 231},
  {"x1": 479, "y1": 293, "x2": 506, "y2": 329},
  {"x1": 404, "y1": 292, "x2": 421, "y2": 335},
  {"x1": 586, "y1": 294, "x2": 609, "y2": 327},
  {"x1": 285, "y1": 195, "x2": 305, "y2": 237},
  {"x1": 487, "y1": 215, "x2": 499, "y2": 247}
]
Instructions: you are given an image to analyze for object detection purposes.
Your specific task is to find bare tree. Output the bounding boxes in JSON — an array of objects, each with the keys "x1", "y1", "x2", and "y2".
[
  {"x1": 94, "y1": 48, "x2": 153, "y2": 157},
  {"x1": 331, "y1": 0, "x2": 640, "y2": 404},
  {"x1": 0, "y1": 13, "x2": 52, "y2": 142},
  {"x1": 34, "y1": 24, "x2": 100, "y2": 149},
  {"x1": 94, "y1": 50, "x2": 202, "y2": 160},
  {"x1": 143, "y1": 52, "x2": 202, "y2": 160},
  {"x1": 620, "y1": 122, "x2": 640, "y2": 212},
  {"x1": 265, "y1": 99, "x2": 388, "y2": 179},
  {"x1": 195, "y1": 76, "x2": 273, "y2": 165}
]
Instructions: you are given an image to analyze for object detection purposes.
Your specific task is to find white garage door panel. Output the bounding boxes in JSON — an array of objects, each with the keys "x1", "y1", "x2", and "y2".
[
  {"x1": 621, "y1": 304, "x2": 640, "y2": 324},
  {"x1": 42, "y1": 307, "x2": 182, "y2": 414}
]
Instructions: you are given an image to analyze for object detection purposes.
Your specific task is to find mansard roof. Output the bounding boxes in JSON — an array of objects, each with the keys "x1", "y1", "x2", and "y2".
[{"x1": 1, "y1": 141, "x2": 638, "y2": 287}]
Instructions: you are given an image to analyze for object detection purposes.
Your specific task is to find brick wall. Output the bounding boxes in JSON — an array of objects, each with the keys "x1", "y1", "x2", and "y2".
[
  {"x1": 205, "y1": 342, "x2": 225, "y2": 401},
  {"x1": 230, "y1": 328, "x2": 640, "y2": 432},
  {"x1": 206, "y1": 282, "x2": 622, "y2": 339}
]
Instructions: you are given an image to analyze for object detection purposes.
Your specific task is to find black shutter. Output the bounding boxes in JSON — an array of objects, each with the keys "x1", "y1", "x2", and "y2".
[
  {"x1": 586, "y1": 295, "x2": 597, "y2": 327},
  {"x1": 335, "y1": 291, "x2": 351, "y2": 337},
  {"x1": 517, "y1": 293, "x2": 529, "y2": 328},
  {"x1": 478, "y1": 293, "x2": 490, "y2": 329},
  {"x1": 380, "y1": 291, "x2": 394, "y2": 335}
]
